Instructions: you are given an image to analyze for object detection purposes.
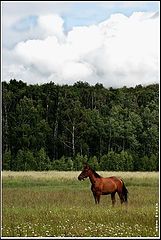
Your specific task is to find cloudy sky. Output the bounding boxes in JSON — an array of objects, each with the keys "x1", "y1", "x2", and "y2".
[{"x1": 2, "y1": 1, "x2": 160, "y2": 88}]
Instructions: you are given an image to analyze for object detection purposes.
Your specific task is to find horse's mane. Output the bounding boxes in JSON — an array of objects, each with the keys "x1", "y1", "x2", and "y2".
[{"x1": 89, "y1": 167, "x2": 102, "y2": 178}]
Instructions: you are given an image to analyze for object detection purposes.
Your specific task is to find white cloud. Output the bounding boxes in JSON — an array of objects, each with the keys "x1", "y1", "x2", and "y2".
[
  {"x1": 2, "y1": 11, "x2": 159, "y2": 88},
  {"x1": 2, "y1": 1, "x2": 72, "y2": 48},
  {"x1": 37, "y1": 14, "x2": 65, "y2": 40}
]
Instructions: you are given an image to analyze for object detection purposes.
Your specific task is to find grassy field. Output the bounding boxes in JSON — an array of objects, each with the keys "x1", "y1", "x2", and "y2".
[{"x1": 2, "y1": 171, "x2": 160, "y2": 238}]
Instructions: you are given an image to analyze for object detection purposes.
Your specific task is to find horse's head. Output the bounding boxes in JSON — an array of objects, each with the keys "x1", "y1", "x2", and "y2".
[{"x1": 78, "y1": 165, "x2": 91, "y2": 181}]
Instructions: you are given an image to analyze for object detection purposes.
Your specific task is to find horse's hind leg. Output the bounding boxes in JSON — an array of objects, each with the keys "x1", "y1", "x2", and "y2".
[
  {"x1": 111, "y1": 192, "x2": 116, "y2": 207},
  {"x1": 117, "y1": 191, "x2": 124, "y2": 204},
  {"x1": 96, "y1": 195, "x2": 101, "y2": 204}
]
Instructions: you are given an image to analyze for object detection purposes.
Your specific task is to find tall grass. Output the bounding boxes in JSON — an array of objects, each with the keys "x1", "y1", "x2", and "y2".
[
  {"x1": 2, "y1": 170, "x2": 159, "y2": 179},
  {"x1": 2, "y1": 171, "x2": 159, "y2": 237}
]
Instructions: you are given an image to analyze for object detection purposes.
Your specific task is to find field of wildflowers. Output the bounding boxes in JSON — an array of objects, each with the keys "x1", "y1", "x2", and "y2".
[{"x1": 2, "y1": 171, "x2": 159, "y2": 238}]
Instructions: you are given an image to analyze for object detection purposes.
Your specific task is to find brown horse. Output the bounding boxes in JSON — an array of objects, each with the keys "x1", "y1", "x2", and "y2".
[{"x1": 78, "y1": 165, "x2": 128, "y2": 206}]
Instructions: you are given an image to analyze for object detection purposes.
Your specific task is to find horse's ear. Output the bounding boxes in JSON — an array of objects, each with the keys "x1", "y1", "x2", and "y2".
[{"x1": 84, "y1": 164, "x2": 89, "y2": 169}]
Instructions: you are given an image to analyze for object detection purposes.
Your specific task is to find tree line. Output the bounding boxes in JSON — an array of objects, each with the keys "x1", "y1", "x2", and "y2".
[{"x1": 2, "y1": 79, "x2": 159, "y2": 171}]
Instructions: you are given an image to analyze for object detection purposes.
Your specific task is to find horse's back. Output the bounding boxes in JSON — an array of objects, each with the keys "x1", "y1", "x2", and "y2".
[
  {"x1": 109, "y1": 176, "x2": 122, "y2": 183},
  {"x1": 100, "y1": 177, "x2": 118, "y2": 194}
]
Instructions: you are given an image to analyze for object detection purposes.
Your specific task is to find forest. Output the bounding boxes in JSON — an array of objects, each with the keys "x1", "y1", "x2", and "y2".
[{"x1": 2, "y1": 79, "x2": 159, "y2": 171}]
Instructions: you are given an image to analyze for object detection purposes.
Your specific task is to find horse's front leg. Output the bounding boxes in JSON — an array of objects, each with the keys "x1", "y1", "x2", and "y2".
[{"x1": 92, "y1": 192, "x2": 97, "y2": 204}]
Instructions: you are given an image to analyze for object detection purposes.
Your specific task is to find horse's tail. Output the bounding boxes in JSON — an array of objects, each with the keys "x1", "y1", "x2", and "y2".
[{"x1": 121, "y1": 180, "x2": 128, "y2": 202}]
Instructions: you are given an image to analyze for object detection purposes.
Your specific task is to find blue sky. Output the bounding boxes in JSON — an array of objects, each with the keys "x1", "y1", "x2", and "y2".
[
  {"x1": 63, "y1": 1, "x2": 159, "y2": 29},
  {"x1": 2, "y1": 1, "x2": 160, "y2": 88},
  {"x1": 6, "y1": 1, "x2": 159, "y2": 33}
]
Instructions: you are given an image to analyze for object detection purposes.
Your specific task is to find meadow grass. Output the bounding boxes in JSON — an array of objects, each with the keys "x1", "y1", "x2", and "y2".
[{"x1": 2, "y1": 171, "x2": 159, "y2": 238}]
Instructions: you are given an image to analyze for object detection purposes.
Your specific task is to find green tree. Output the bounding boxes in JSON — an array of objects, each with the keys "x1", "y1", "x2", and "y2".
[
  {"x1": 125, "y1": 152, "x2": 134, "y2": 171},
  {"x1": 148, "y1": 154, "x2": 157, "y2": 171},
  {"x1": 2, "y1": 150, "x2": 12, "y2": 170},
  {"x1": 100, "y1": 151, "x2": 118, "y2": 171},
  {"x1": 141, "y1": 107, "x2": 159, "y2": 158},
  {"x1": 88, "y1": 156, "x2": 99, "y2": 170},
  {"x1": 100, "y1": 154, "x2": 108, "y2": 170},
  {"x1": 2, "y1": 80, "x2": 159, "y2": 171},
  {"x1": 36, "y1": 148, "x2": 51, "y2": 171},
  {"x1": 140, "y1": 156, "x2": 149, "y2": 171},
  {"x1": 52, "y1": 159, "x2": 60, "y2": 170},
  {"x1": 84, "y1": 108, "x2": 105, "y2": 158},
  {"x1": 118, "y1": 150, "x2": 134, "y2": 171},
  {"x1": 66, "y1": 157, "x2": 74, "y2": 171},
  {"x1": 117, "y1": 151, "x2": 126, "y2": 171},
  {"x1": 59, "y1": 156, "x2": 66, "y2": 171},
  {"x1": 24, "y1": 150, "x2": 37, "y2": 171},
  {"x1": 14, "y1": 149, "x2": 24, "y2": 171},
  {"x1": 74, "y1": 153, "x2": 87, "y2": 170}
]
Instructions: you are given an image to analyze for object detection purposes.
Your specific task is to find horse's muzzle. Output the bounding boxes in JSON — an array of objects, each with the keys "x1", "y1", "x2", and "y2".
[
  {"x1": 78, "y1": 176, "x2": 81, "y2": 181},
  {"x1": 78, "y1": 176, "x2": 84, "y2": 181}
]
